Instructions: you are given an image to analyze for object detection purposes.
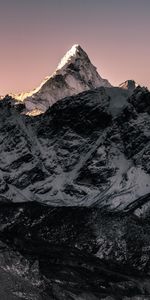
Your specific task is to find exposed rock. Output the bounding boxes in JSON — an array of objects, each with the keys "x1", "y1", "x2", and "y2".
[
  {"x1": 0, "y1": 202, "x2": 150, "y2": 299},
  {"x1": 0, "y1": 86, "x2": 150, "y2": 210},
  {"x1": 119, "y1": 80, "x2": 137, "y2": 92},
  {"x1": 0, "y1": 84, "x2": 150, "y2": 299}
]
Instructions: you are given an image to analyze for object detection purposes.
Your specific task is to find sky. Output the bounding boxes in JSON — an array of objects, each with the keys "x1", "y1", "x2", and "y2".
[{"x1": 0, "y1": 0, "x2": 150, "y2": 95}]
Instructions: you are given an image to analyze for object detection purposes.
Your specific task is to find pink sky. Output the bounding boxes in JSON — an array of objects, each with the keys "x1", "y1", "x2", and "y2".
[{"x1": 0, "y1": 0, "x2": 150, "y2": 95}]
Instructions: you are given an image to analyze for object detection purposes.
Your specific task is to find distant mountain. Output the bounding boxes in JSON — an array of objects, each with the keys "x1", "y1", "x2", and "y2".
[
  {"x1": 119, "y1": 80, "x2": 138, "y2": 92},
  {"x1": 12, "y1": 44, "x2": 111, "y2": 114}
]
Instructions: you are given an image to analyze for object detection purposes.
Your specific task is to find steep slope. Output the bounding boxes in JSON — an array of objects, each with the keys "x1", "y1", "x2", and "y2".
[
  {"x1": 0, "y1": 85, "x2": 150, "y2": 299},
  {"x1": 0, "y1": 86, "x2": 150, "y2": 213},
  {"x1": 12, "y1": 45, "x2": 111, "y2": 114}
]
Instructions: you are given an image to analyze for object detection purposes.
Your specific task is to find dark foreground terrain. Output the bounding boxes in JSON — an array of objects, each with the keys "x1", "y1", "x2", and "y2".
[{"x1": 0, "y1": 201, "x2": 150, "y2": 299}]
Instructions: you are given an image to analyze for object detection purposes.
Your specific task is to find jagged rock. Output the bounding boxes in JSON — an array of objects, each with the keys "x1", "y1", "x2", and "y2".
[
  {"x1": 0, "y1": 82, "x2": 150, "y2": 299},
  {"x1": 119, "y1": 80, "x2": 137, "y2": 92},
  {"x1": 0, "y1": 202, "x2": 150, "y2": 299},
  {"x1": 0, "y1": 86, "x2": 150, "y2": 210}
]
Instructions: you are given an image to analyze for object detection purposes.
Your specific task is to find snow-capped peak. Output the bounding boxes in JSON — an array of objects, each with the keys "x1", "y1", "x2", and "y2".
[
  {"x1": 12, "y1": 44, "x2": 112, "y2": 114},
  {"x1": 56, "y1": 44, "x2": 81, "y2": 71},
  {"x1": 119, "y1": 80, "x2": 138, "y2": 91}
]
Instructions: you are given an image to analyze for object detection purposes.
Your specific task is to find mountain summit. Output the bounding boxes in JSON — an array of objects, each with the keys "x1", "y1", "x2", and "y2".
[
  {"x1": 56, "y1": 44, "x2": 84, "y2": 71},
  {"x1": 13, "y1": 44, "x2": 111, "y2": 114},
  {"x1": 119, "y1": 80, "x2": 138, "y2": 92}
]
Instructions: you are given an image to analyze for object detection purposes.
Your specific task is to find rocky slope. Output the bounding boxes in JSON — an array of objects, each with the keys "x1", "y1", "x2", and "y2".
[
  {"x1": 0, "y1": 202, "x2": 150, "y2": 299},
  {"x1": 0, "y1": 84, "x2": 150, "y2": 299},
  {"x1": 12, "y1": 45, "x2": 111, "y2": 114},
  {"x1": 0, "y1": 86, "x2": 150, "y2": 211}
]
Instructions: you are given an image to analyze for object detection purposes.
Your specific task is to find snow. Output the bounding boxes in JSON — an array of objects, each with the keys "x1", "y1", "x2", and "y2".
[
  {"x1": 56, "y1": 44, "x2": 80, "y2": 70},
  {"x1": 74, "y1": 143, "x2": 150, "y2": 210},
  {"x1": 134, "y1": 202, "x2": 150, "y2": 217},
  {"x1": 11, "y1": 44, "x2": 112, "y2": 114},
  {"x1": 65, "y1": 74, "x2": 87, "y2": 91},
  {"x1": 98, "y1": 148, "x2": 150, "y2": 210},
  {"x1": 10, "y1": 75, "x2": 52, "y2": 102},
  {"x1": 0, "y1": 72, "x2": 150, "y2": 210}
]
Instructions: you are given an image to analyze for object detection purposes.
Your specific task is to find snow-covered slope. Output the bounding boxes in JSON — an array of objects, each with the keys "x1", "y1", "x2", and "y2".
[
  {"x1": 12, "y1": 44, "x2": 111, "y2": 114},
  {"x1": 0, "y1": 86, "x2": 150, "y2": 214},
  {"x1": 1, "y1": 82, "x2": 150, "y2": 300}
]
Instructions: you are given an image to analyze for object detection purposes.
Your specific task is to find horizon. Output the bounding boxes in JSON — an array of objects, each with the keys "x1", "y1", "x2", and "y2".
[{"x1": 0, "y1": 0, "x2": 150, "y2": 95}]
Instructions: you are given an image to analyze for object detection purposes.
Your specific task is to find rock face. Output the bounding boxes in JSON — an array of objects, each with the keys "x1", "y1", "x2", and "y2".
[
  {"x1": 119, "y1": 80, "x2": 137, "y2": 92},
  {"x1": 0, "y1": 86, "x2": 150, "y2": 210},
  {"x1": 0, "y1": 202, "x2": 150, "y2": 299},
  {"x1": 12, "y1": 45, "x2": 111, "y2": 114},
  {"x1": 0, "y1": 84, "x2": 150, "y2": 299}
]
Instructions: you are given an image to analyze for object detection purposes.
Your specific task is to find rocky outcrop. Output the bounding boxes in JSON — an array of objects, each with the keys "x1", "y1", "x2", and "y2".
[{"x1": 119, "y1": 80, "x2": 137, "y2": 92}]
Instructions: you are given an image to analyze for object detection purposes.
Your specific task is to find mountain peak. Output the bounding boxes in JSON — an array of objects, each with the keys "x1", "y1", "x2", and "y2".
[
  {"x1": 70, "y1": 44, "x2": 82, "y2": 51},
  {"x1": 12, "y1": 44, "x2": 112, "y2": 114},
  {"x1": 56, "y1": 44, "x2": 86, "y2": 71},
  {"x1": 119, "y1": 80, "x2": 138, "y2": 92}
]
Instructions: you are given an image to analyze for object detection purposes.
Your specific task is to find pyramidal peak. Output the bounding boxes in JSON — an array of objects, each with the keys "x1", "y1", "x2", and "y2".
[
  {"x1": 12, "y1": 44, "x2": 112, "y2": 114},
  {"x1": 56, "y1": 44, "x2": 82, "y2": 71}
]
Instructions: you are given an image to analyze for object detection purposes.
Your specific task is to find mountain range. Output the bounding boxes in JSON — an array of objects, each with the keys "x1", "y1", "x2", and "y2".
[{"x1": 0, "y1": 44, "x2": 150, "y2": 299}]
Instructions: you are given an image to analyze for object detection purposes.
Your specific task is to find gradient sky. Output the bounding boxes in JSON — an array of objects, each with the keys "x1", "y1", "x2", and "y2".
[{"x1": 0, "y1": 0, "x2": 150, "y2": 95}]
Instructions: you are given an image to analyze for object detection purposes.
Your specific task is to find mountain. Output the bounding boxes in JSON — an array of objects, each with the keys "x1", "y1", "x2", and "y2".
[
  {"x1": 12, "y1": 44, "x2": 111, "y2": 114},
  {"x1": 119, "y1": 80, "x2": 138, "y2": 92},
  {"x1": 0, "y1": 85, "x2": 149, "y2": 209},
  {"x1": 0, "y1": 83, "x2": 150, "y2": 298},
  {"x1": 1, "y1": 45, "x2": 150, "y2": 298}
]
